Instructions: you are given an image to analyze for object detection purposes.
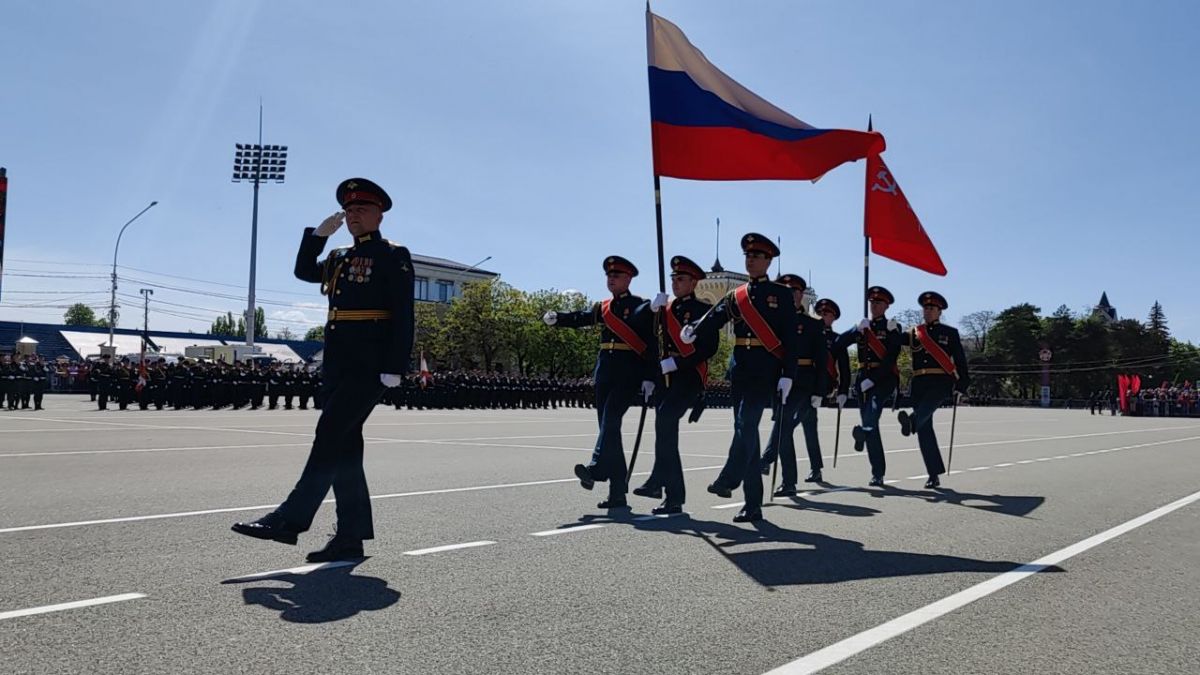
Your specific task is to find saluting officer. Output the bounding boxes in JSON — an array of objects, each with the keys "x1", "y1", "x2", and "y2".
[
  {"x1": 682, "y1": 233, "x2": 798, "y2": 523},
  {"x1": 632, "y1": 256, "x2": 717, "y2": 514},
  {"x1": 838, "y1": 286, "x2": 903, "y2": 487},
  {"x1": 760, "y1": 274, "x2": 828, "y2": 494},
  {"x1": 544, "y1": 256, "x2": 656, "y2": 510},
  {"x1": 898, "y1": 291, "x2": 970, "y2": 488},
  {"x1": 234, "y1": 177, "x2": 414, "y2": 562}
]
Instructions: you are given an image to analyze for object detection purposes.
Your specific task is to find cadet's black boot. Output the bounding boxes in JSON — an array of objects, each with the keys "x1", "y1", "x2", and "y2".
[
  {"x1": 632, "y1": 483, "x2": 662, "y2": 499},
  {"x1": 651, "y1": 501, "x2": 683, "y2": 516},
  {"x1": 597, "y1": 497, "x2": 628, "y2": 509},
  {"x1": 773, "y1": 484, "x2": 797, "y2": 497},
  {"x1": 897, "y1": 410, "x2": 912, "y2": 436},
  {"x1": 706, "y1": 482, "x2": 732, "y2": 499},
  {"x1": 805, "y1": 470, "x2": 823, "y2": 483},
  {"x1": 924, "y1": 475, "x2": 940, "y2": 489},
  {"x1": 868, "y1": 475, "x2": 884, "y2": 487},
  {"x1": 306, "y1": 534, "x2": 364, "y2": 563},
  {"x1": 852, "y1": 426, "x2": 866, "y2": 452},
  {"x1": 732, "y1": 508, "x2": 763, "y2": 523},
  {"x1": 231, "y1": 513, "x2": 301, "y2": 545},
  {"x1": 573, "y1": 464, "x2": 595, "y2": 491}
]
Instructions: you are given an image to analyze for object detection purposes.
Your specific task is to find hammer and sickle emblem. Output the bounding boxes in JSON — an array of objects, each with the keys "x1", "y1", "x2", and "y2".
[{"x1": 871, "y1": 170, "x2": 898, "y2": 195}]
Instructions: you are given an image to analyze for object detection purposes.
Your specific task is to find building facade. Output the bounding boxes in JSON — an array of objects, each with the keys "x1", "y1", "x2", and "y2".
[{"x1": 412, "y1": 254, "x2": 499, "y2": 304}]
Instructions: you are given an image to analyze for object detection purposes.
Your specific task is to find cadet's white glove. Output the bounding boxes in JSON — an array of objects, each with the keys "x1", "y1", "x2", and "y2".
[
  {"x1": 955, "y1": 390, "x2": 965, "y2": 404},
  {"x1": 680, "y1": 324, "x2": 697, "y2": 345},
  {"x1": 660, "y1": 357, "x2": 678, "y2": 374},
  {"x1": 542, "y1": 311, "x2": 557, "y2": 326},
  {"x1": 641, "y1": 380, "x2": 655, "y2": 402},
  {"x1": 315, "y1": 211, "x2": 345, "y2": 237},
  {"x1": 836, "y1": 394, "x2": 847, "y2": 409},
  {"x1": 650, "y1": 292, "x2": 669, "y2": 312},
  {"x1": 857, "y1": 318, "x2": 871, "y2": 332},
  {"x1": 380, "y1": 373, "x2": 403, "y2": 388},
  {"x1": 887, "y1": 319, "x2": 898, "y2": 331},
  {"x1": 811, "y1": 395, "x2": 823, "y2": 409},
  {"x1": 860, "y1": 378, "x2": 875, "y2": 393},
  {"x1": 777, "y1": 377, "x2": 792, "y2": 404}
]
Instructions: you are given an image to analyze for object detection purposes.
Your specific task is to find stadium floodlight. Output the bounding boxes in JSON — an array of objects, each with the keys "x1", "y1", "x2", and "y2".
[{"x1": 232, "y1": 105, "x2": 288, "y2": 348}]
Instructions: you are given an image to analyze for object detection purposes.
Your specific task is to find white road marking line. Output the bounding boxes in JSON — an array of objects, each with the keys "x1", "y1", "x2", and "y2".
[
  {"x1": 530, "y1": 524, "x2": 607, "y2": 537},
  {"x1": 994, "y1": 462, "x2": 1014, "y2": 467},
  {"x1": 632, "y1": 512, "x2": 689, "y2": 521},
  {"x1": 0, "y1": 464, "x2": 724, "y2": 535},
  {"x1": 1016, "y1": 459, "x2": 1035, "y2": 464},
  {"x1": 224, "y1": 561, "x2": 356, "y2": 582},
  {"x1": 712, "y1": 501, "x2": 746, "y2": 510},
  {"x1": 0, "y1": 593, "x2": 146, "y2": 621},
  {"x1": 0, "y1": 441, "x2": 310, "y2": 458},
  {"x1": 764, "y1": 487, "x2": 1200, "y2": 675},
  {"x1": 946, "y1": 470, "x2": 963, "y2": 475},
  {"x1": 968, "y1": 466, "x2": 988, "y2": 471},
  {"x1": 403, "y1": 540, "x2": 496, "y2": 556}
]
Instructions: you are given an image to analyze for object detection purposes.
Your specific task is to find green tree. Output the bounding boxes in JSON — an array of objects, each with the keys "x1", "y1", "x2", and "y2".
[
  {"x1": 519, "y1": 289, "x2": 597, "y2": 377},
  {"x1": 986, "y1": 303, "x2": 1042, "y2": 398},
  {"x1": 63, "y1": 303, "x2": 99, "y2": 326},
  {"x1": 961, "y1": 310, "x2": 997, "y2": 353},
  {"x1": 441, "y1": 279, "x2": 522, "y2": 371},
  {"x1": 303, "y1": 326, "x2": 324, "y2": 342},
  {"x1": 210, "y1": 308, "x2": 267, "y2": 338},
  {"x1": 412, "y1": 301, "x2": 445, "y2": 366},
  {"x1": 1147, "y1": 301, "x2": 1169, "y2": 351}
]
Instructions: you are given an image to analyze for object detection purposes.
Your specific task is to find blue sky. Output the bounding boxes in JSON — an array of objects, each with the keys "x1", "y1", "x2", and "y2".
[{"x1": 2, "y1": 0, "x2": 1197, "y2": 341}]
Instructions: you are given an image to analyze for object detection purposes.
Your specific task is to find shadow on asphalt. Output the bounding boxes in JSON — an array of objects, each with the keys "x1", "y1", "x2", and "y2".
[
  {"x1": 861, "y1": 484, "x2": 1046, "y2": 518},
  {"x1": 221, "y1": 560, "x2": 400, "y2": 623},
  {"x1": 562, "y1": 513, "x2": 1061, "y2": 589}
]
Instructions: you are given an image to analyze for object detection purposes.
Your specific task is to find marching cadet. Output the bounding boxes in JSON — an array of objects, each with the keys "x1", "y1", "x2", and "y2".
[
  {"x1": 760, "y1": 274, "x2": 828, "y2": 494},
  {"x1": 267, "y1": 362, "x2": 283, "y2": 409},
  {"x1": 897, "y1": 291, "x2": 970, "y2": 488},
  {"x1": 92, "y1": 355, "x2": 113, "y2": 410},
  {"x1": 681, "y1": 233, "x2": 798, "y2": 523},
  {"x1": 234, "y1": 177, "x2": 415, "y2": 562},
  {"x1": 544, "y1": 255, "x2": 656, "y2": 510},
  {"x1": 115, "y1": 358, "x2": 134, "y2": 410},
  {"x1": 0, "y1": 355, "x2": 13, "y2": 410},
  {"x1": 30, "y1": 356, "x2": 49, "y2": 410},
  {"x1": 838, "y1": 286, "x2": 904, "y2": 487},
  {"x1": 816, "y1": 297, "x2": 852, "y2": 420},
  {"x1": 632, "y1": 255, "x2": 717, "y2": 514}
]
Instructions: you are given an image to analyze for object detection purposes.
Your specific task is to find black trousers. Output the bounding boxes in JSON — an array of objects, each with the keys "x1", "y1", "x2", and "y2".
[
  {"x1": 276, "y1": 370, "x2": 383, "y2": 540},
  {"x1": 647, "y1": 372, "x2": 702, "y2": 504}
]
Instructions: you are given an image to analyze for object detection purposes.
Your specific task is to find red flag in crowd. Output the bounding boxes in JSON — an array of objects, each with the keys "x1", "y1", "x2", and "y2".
[
  {"x1": 864, "y1": 152, "x2": 947, "y2": 276},
  {"x1": 1117, "y1": 374, "x2": 1129, "y2": 412},
  {"x1": 419, "y1": 351, "x2": 432, "y2": 390}
]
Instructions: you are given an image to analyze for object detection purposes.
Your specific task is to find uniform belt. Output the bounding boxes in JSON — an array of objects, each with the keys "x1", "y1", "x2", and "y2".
[
  {"x1": 796, "y1": 358, "x2": 815, "y2": 366},
  {"x1": 734, "y1": 338, "x2": 766, "y2": 348},
  {"x1": 599, "y1": 342, "x2": 634, "y2": 351},
  {"x1": 327, "y1": 309, "x2": 392, "y2": 321},
  {"x1": 912, "y1": 367, "x2": 948, "y2": 377}
]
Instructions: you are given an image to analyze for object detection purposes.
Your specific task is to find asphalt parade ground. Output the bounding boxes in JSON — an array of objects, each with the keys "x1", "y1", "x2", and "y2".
[{"x1": 1, "y1": 396, "x2": 1198, "y2": 674}]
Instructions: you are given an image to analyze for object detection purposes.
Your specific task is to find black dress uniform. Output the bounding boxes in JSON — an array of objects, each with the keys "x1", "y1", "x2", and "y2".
[
  {"x1": 836, "y1": 286, "x2": 903, "y2": 486},
  {"x1": 688, "y1": 234, "x2": 799, "y2": 522},
  {"x1": 898, "y1": 292, "x2": 970, "y2": 487},
  {"x1": 234, "y1": 177, "x2": 414, "y2": 561},
  {"x1": 760, "y1": 275, "x2": 828, "y2": 492},
  {"x1": 551, "y1": 256, "x2": 655, "y2": 508},
  {"x1": 817, "y1": 298, "x2": 852, "y2": 407},
  {"x1": 634, "y1": 256, "x2": 718, "y2": 513},
  {"x1": 92, "y1": 356, "x2": 113, "y2": 410}
]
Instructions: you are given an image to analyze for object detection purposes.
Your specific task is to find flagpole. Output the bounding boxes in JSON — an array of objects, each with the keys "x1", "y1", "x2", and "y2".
[{"x1": 863, "y1": 115, "x2": 873, "y2": 318}]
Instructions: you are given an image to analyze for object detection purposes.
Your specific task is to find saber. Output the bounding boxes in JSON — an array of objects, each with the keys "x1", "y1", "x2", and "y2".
[
  {"x1": 768, "y1": 395, "x2": 783, "y2": 503},
  {"x1": 626, "y1": 400, "x2": 650, "y2": 481},
  {"x1": 947, "y1": 396, "x2": 959, "y2": 470},
  {"x1": 832, "y1": 404, "x2": 842, "y2": 468}
]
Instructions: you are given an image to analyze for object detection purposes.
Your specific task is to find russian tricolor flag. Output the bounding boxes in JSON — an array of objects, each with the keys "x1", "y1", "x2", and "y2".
[{"x1": 647, "y1": 9, "x2": 884, "y2": 181}]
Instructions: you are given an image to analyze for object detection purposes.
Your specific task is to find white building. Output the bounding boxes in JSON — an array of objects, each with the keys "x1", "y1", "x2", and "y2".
[{"x1": 411, "y1": 254, "x2": 499, "y2": 304}]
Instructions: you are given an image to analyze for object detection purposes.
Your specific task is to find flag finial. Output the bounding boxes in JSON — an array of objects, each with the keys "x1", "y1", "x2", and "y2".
[{"x1": 868, "y1": 114, "x2": 873, "y2": 132}]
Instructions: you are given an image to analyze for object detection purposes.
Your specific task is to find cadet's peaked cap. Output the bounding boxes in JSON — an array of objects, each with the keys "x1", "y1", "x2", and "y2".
[
  {"x1": 776, "y1": 274, "x2": 807, "y2": 292},
  {"x1": 815, "y1": 298, "x2": 842, "y2": 319},
  {"x1": 866, "y1": 286, "x2": 895, "y2": 304},
  {"x1": 919, "y1": 291, "x2": 949, "y2": 310},
  {"x1": 337, "y1": 177, "x2": 392, "y2": 212},
  {"x1": 670, "y1": 255, "x2": 706, "y2": 280},
  {"x1": 603, "y1": 255, "x2": 638, "y2": 277},
  {"x1": 741, "y1": 232, "x2": 780, "y2": 257}
]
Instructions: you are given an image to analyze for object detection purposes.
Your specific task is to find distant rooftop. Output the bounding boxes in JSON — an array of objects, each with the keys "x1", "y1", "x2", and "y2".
[{"x1": 411, "y1": 254, "x2": 498, "y2": 276}]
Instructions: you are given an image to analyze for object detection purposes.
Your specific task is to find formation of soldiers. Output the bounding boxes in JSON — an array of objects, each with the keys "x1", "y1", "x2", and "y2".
[
  {"x1": 384, "y1": 371, "x2": 593, "y2": 410},
  {"x1": 85, "y1": 356, "x2": 322, "y2": 411},
  {"x1": 546, "y1": 233, "x2": 969, "y2": 523},
  {"x1": 0, "y1": 354, "x2": 51, "y2": 411}
]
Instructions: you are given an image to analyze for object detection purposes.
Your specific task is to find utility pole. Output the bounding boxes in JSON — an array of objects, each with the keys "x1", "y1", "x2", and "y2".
[{"x1": 140, "y1": 288, "x2": 154, "y2": 353}]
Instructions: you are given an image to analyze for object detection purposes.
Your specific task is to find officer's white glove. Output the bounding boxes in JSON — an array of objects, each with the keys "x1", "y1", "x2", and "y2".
[
  {"x1": 641, "y1": 380, "x2": 655, "y2": 402},
  {"x1": 836, "y1": 394, "x2": 848, "y2": 409},
  {"x1": 860, "y1": 378, "x2": 875, "y2": 393},
  {"x1": 887, "y1": 319, "x2": 898, "y2": 331},
  {"x1": 650, "y1": 292, "x2": 669, "y2": 312},
  {"x1": 777, "y1": 377, "x2": 792, "y2": 404},
  {"x1": 315, "y1": 211, "x2": 345, "y2": 237},
  {"x1": 380, "y1": 373, "x2": 403, "y2": 388},
  {"x1": 857, "y1": 318, "x2": 871, "y2": 332},
  {"x1": 954, "y1": 390, "x2": 965, "y2": 404},
  {"x1": 811, "y1": 395, "x2": 823, "y2": 409},
  {"x1": 542, "y1": 311, "x2": 557, "y2": 326},
  {"x1": 660, "y1": 357, "x2": 678, "y2": 374},
  {"x1": 680, "y1": 324, "x2": 697, "y2": 345}
]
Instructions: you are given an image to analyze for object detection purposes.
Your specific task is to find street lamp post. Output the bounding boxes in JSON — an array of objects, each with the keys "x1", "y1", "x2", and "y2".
[
  {"x1": 109, "y1": 201, "x2": 158, "y2": 348},
  {"x1": 448, "y1": 255, "x2": 493, "y2": 297},
  {"x1": 232, "y1": 105, "x2": 288, "y2": 348}
]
